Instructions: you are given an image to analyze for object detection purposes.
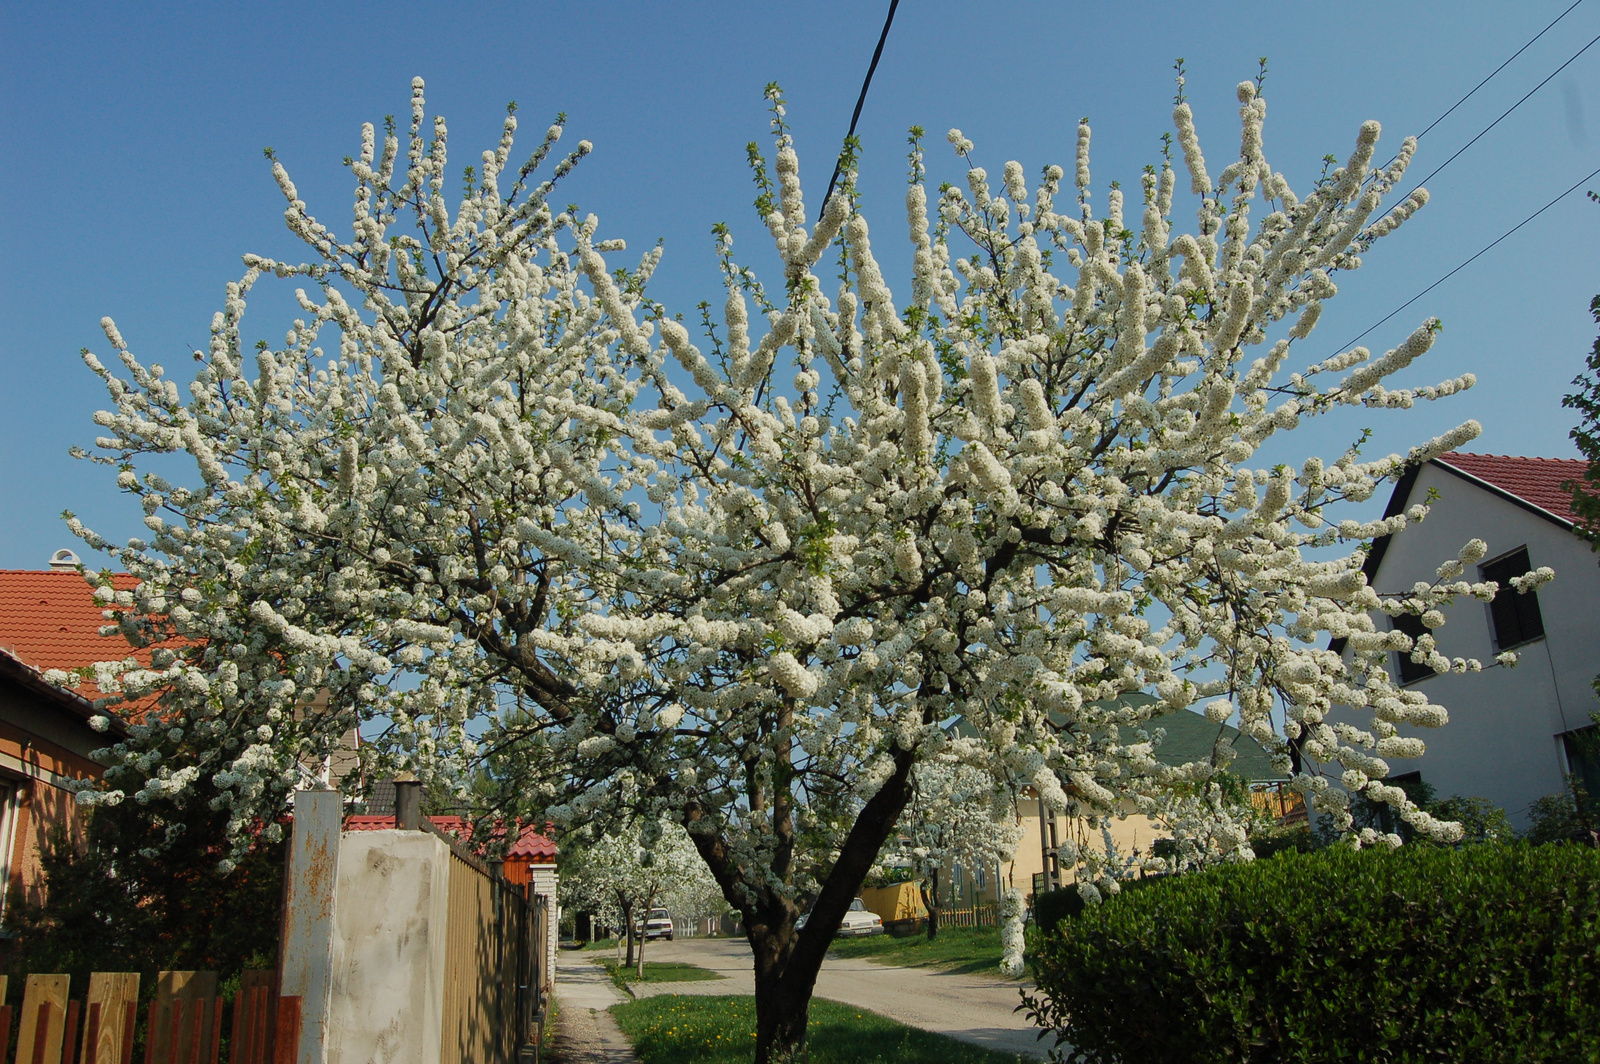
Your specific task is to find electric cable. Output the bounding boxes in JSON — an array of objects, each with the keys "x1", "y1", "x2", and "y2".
[
  {"x1": 1332, "y1": 163, "x2": 1600, "y2": 354},
  {"x1": 818, "y1": 0, "x2": 901, "y2": 221},
  {"x1": 1405, "y1": 27, "x2": 1600, "y2": 192},
  {"x1": 1415, "y1": 0, "x2": 1586, "y2": 142}
]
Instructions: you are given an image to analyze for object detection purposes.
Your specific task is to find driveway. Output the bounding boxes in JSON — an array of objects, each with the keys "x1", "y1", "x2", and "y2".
[{"x1": 625, "y1": 936, "x2": 1052, "y2": 1060}]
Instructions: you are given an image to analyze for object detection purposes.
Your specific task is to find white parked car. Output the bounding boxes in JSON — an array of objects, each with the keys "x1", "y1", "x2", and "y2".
[
  {"x1": 638, "y1": 907, "x2": 674, "y2": 941},
  {"x1": 796, "y1": 898, "x2": 884, "y2": 937}
]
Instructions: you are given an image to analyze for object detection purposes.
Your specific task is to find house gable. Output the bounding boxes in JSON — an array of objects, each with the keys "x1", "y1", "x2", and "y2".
[{"x1": 1330, "y1": 453, "x2": 1600, "y2": 827}]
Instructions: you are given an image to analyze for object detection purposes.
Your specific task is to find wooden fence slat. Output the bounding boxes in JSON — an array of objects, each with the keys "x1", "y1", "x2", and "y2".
[
  {"x1": 167, "y1": 999, "x2": 182, "y2": 1064},
  {"x1": 84, "y1": 1005, "x2": 101, "y2": 1064},
  {"x1": 120, "y1": 1004, "x2": 136, "y2": 1064},
  {"x1": 152, "y1": 972, "x2": 216, "y2": 1064},
  {"x1": 272, "y1": 998, "x2": 301, "y2": 1064},
  {"x1": 256, "y1": 987, "x2": 274, "y2": 1064},
  {"x1": 62, "y1": 1001, "x2": 81, "y2": 1064},
  {"x1": 30, "y1": 1003, "x2": 52, "y2": 1064},
  {"x1": 143, "y1": 1001, "x2": 158, "y2": 1064},
  {"x1": 188, "y1": 998, "x2": 203, "y2": 1064},
  {"x1": 84, "y1": 973, "x2": 140, "y2": 1064},
  {"x1": 232, "y1": 972, "x2": 274, "y2": 1064},
  {"x1": 207, "y1": 999, "x2": 221, "y2": 1064},
  {"x1": 0, "y1": 1006, "x2": 12, "y2": 1064},
  {"x1": 17, "y1": 975, "x2": 69, "y2": 1064}
]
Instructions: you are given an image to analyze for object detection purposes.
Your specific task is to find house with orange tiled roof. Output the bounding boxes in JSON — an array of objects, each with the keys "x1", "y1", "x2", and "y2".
[
  {"x1": 1323, "y1": 453, "x2": 1600, "y2": 828},
  {"x1": 0, "y1": 550, "x2": 138, "y2": 917}
]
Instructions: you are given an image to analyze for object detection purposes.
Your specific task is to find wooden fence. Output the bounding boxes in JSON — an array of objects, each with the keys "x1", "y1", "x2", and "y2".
[
  {"x1": 432, "y1": 822, "x2": 549, "y2": 1064},
  {"x1": 934, "y1": 905, "x2": 999, "y2": 929},
  {"x1": 0, "y1": 968, "x2": 286, "y2": 1064},
  {"x1": 8, "y1": 787, "x2": 553, "y2": 1064},
  {"x1": 1252, "y1": 782, "x2": 1308, "y2": 825}
]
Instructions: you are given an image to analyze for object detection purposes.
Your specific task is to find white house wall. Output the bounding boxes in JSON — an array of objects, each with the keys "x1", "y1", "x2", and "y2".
[{"x1": 1345, "y1": 462, "x2": 1600, "y2": 825}]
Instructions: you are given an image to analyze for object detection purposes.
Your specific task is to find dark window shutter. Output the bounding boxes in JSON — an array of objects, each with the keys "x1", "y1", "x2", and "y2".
[
  {"x1": 1390, "y1": 613, "x2": 1434, "y2": 684},
  {"x1": 1564, "y1": 727, "x2": 1600, "y2": 801},
  {"x1": 1480, "y1": 548, "x2": 1545, "y2": 649}
]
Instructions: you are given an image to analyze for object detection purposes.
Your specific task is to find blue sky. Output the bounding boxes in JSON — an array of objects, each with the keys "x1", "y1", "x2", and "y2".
[{"x1": 3, "y1": 0, "x2": 1599, "y2": 570}]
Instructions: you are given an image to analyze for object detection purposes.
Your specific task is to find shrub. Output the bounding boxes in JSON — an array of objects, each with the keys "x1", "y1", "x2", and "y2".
[
  {"x1": 1031, "y1": 885, "x2": 1087, "y2": 934},
  {"x1": 1525, "y1": 781, "x2": 1600, "y2": 845},
  {"x1": 1429, "y1": 794, "x2": 1514, "y2": 844},
  {"x1": 1033, "y1": 875, "x2": 1171, "y2": 935},
  {"x1": 1024, "y1": 844, "x2": 1600, "y2": 1063},
  {"x1": 5, "y1": 784, "x2": 284, "y2": 988}
]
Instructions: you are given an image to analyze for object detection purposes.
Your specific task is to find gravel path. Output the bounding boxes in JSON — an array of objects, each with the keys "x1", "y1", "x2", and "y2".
[
  {"x1": 628, "y1": 937, "x2": 1051, "y2": 1061},
  {"x1": 547, "y1": 952, "x2": 640, "y2": 1064}
]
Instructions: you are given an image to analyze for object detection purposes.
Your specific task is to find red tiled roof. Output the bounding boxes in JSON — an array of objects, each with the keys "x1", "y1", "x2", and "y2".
[
  {"x1": 345, "y1": 814, "x2": 557, "y2": 861},
  {"x1": 1435, "y1": 452, "x2": 1587, "y2": 525},
  {"x1": 0, "y1": 569, "x2": 142, "y2": 675}
]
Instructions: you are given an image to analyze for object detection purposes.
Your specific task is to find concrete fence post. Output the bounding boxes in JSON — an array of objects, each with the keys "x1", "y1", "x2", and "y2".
[
  {"x1": 326, "y1": 829, "x2": 453, "y2": 1064},
  {"x1": 279, "y1": 789, "x2": 343, "y2": 1064}
]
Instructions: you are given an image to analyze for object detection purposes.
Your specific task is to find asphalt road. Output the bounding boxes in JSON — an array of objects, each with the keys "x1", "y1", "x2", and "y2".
[{"x1": 622, "y1": 935, "x2": 1052, "y2": 1060}]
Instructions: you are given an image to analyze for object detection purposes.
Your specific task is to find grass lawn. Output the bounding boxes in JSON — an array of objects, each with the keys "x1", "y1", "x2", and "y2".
[
  {"x1": 612, "y1": 994, "x2": 1030, "y2": 1064},
  {"x1": 603, "y1": 959, "x2": 726, "y2": 992},
  {"x1": 828, "y1": 925, "x2": 1016, "y2": 978},
  {"x1": 580, "y1": 937, "x2": 620, "y2": 951}
]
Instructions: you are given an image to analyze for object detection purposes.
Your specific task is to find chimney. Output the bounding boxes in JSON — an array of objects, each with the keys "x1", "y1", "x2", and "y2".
[{"x1": 47, "y1": 549, "x2": 80, "y2": 571}]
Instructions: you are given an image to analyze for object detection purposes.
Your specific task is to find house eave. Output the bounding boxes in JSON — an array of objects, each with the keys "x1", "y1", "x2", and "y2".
[{"x1": 0, "y1": 646, "x2": 130, "y2": 739}]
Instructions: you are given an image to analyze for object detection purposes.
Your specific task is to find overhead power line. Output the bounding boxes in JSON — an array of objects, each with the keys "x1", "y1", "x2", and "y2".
[
  {"x1": 1333, "y1": 162, "x2": 1600, "y2": 355},
  {"x1": 1332, "y1": 3, "x2": 1600, "y2": 354},
  {"x1": 818, "y1": 0, "x2": 901, "y2": 221},
  {"x1": 1414, "y1": 0, "x2": 1586, "y2": 141},
  {"x1": 1406, "y1": 27, "x2": 1600, "y2": 192}
]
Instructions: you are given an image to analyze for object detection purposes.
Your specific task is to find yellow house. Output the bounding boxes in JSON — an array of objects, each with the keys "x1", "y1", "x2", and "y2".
[{"x1": 943, "y1": 699, "x2": 1287, "y2": 905}]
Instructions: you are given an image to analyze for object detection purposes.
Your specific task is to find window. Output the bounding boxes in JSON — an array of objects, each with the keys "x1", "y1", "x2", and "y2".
[
  {"x1": 1480, "y1": 547, "x2": 1545, "y2": 649},
  {"x1": 1562, "y1": 726, "x2": 1600, "y2": 800},
  {"x1": 1390, "y1": 613, "x2": 1434, "y2": 684}
]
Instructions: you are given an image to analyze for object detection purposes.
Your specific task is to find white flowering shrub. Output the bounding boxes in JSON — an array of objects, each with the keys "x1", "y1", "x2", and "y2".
[{"x1": 68, "y1": 75, "x2": 1501, "y2": 1060}]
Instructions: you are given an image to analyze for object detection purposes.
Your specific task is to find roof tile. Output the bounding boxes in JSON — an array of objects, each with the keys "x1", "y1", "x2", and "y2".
[
  {"x1": 344, "y1": 814, "x2": 557, "y2": 860},
  {"x1": 1436, "y1": 452, "x2": 1588, "y2": 525}
]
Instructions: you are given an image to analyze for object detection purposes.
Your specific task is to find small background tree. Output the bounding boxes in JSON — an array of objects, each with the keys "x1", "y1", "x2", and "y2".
[
  {"x1": 888, "y1": 760, "x2": 1019, "y2": 939},
  {"x1": 561, "y1": 820, "x2": 716, "y2": 976}
]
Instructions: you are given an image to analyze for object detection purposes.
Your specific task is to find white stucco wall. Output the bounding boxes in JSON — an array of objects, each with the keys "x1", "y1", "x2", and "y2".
[
  {"x1": 1339, "y1": 462, "x2": 1600, "y2": 825},
  {"x1": 326, "y1": 830, "x2": 453, "y2": 1064},
  {"x1": 525, "y1": 863, "x2": 559, "y2": 991}
]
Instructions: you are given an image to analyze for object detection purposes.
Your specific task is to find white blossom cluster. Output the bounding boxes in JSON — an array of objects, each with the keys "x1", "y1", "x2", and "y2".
[{"x1": 69, "y1": 79, "x2": 1495, "y2": 948}]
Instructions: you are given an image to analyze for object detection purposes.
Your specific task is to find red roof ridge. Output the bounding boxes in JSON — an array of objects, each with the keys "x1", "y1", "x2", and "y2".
[
  {"x1": 1434, "y1": 452, "x2": 1586, "y2": 526},
  {"x1": 1438, "y1": 451, "x2": 1586, "y2": 465}
]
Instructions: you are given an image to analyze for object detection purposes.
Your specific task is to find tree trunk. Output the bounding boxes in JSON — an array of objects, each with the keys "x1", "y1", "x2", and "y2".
[
  {"x1": 680, "y1": 736, "x2": 920, "y2": 1063},
  {"x1": 621, "y1": 895, "x2": 636, "y2": 969},
  {"x1": 923, "y1": 867, "x2": 941, "y2": 940},
  {"x1": 738, "y1": 749, "x2": 918, "y2": 1063},
  {"x1": 752, "y1": 940, "x2": 815, "y2": 1064},
  {"x1": 637, "y1": 887, "x2": 656, "y2": 981}
]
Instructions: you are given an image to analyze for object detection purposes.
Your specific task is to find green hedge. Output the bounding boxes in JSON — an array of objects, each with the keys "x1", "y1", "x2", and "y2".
[{"x1": 1024, "y1": 844, "x2": 1600, "y2": 1064}]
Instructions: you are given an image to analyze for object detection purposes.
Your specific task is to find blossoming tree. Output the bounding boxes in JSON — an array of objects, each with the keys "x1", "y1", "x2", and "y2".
[
  {"x1": 68, "y1": 73, "x2": 1517, "y2": 1061},
  {"x1": 885, "y1": 759, "x2": 1021, "y2": 940},
  {"x1": 561, "y1": 819, "x2": 715, "y2": 975}
]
